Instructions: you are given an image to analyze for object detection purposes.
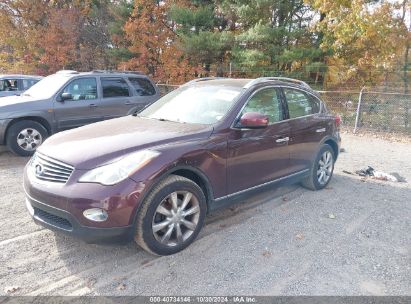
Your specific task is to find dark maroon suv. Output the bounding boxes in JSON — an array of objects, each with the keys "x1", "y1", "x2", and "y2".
[{"x1": 23, "y1": 77, "x2": 341, "y2": 255}]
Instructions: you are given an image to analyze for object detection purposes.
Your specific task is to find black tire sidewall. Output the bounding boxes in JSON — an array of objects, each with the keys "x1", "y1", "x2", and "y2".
[
  {"x1": 6, "y1": 121, "x2": 48, "y2": 156},
  {"x1": 141, "y1": 180, "x2": 207, "y2": 255},
  {"x1": 311, "y1": 144, "x2": 335, "y2": 190}
]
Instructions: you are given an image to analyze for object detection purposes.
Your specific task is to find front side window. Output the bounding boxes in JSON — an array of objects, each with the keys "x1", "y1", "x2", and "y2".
[
  {"x1": 62, "y1": 78, "x2": 97, "y2": 100},
  {"x1": 242, "y1": 88, "x2": 284, "y2": 124},
  {"x1": 0, "y1": 79, "x2": 18, "y2": 91},
  {"x1": 139, "y1": 85, "x2": 243, "y2": 124},
  {"x1": 128, "y1": 77, "x2": 156, "y2": 96},
  {"x1": 284, "y1": 88, "x2": 320, "y2": 119},
  {"x1": 102, "y1": 77, "x2": 130, "y2": 98}
]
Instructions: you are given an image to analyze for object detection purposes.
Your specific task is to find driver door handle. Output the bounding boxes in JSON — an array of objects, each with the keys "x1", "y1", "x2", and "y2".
[
  {"x1": 275, "y1": 137, "x2": 289, "y2": 143},
  {"x1": 89, "y1": 104, "x2": 98, "y2": 108}
]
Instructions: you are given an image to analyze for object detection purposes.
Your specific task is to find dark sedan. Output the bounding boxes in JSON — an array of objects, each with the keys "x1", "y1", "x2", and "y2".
[{"x1": 23, "y1": 77, "x2": 341, "y2": 255}]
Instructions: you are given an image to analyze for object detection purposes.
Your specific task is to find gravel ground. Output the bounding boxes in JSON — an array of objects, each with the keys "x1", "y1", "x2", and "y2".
[{"x1": 0, "y1": 133, "x2": 410, "y2": 296}]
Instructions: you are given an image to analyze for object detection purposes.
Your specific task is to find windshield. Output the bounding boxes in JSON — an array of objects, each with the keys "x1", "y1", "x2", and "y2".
[
  {"x1": 23, "y1": 74, "x2": 71, "y2": 99},
  {"x1": 139, "y1": 85, "x2": 243, "y2": 124}
]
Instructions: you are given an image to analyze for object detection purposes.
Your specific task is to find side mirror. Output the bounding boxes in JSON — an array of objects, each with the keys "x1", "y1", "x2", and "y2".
[
  {"x1": 238, "y1": 112, "x2": 269, "y2": 129},
  {"x1": 60, "y1": 92, "x2": 73, "y2": 101}
]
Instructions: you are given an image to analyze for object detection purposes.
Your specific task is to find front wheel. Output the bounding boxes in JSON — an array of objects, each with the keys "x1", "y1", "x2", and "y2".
[
  {"x1": 6, "y1": 120, "x2": 48, "y2": 157},
  {"x1": 301, "y1": 144, "x2": 335, "y2": 191},
  {"x1": 135, "y1": 175, "x2": 207, "y2": 255}
]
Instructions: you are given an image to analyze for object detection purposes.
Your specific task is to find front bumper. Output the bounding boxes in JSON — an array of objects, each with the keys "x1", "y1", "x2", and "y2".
[
  {"x1": 25, "y1": 193, "x2": 134, "y2": 243},
  {"x1": 23, "y1": 162, "x2": 148, "y2": 243},
  {"x1": 0, "y1": 119, "x2": 12, "y2": 145}
]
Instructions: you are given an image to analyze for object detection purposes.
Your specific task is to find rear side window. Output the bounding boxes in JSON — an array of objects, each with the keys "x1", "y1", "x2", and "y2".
[
  {"x1": 22, "y1": 79, "x2": 40, "y2": 90},
  {"x1": 283, "y1": 88, "x2": 320, "y2": 119},
  {"x1": 102, "y1": 77, "x2": 130, "y2": 98},
  {"x1": 0, "y1": 79, "x2": 18, "y2": 91},
  {"x1": 63, "y1": 78, "x2": 98, "y2": 100},
  {"x1": 128, "y1": 77, "x2": 156, "y2": 96}
]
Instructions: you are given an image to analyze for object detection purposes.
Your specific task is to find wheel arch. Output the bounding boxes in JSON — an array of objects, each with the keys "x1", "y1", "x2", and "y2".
[
  {"x1": 5, "y1": 116, "x2": 51, "y2": 144},
  {"x1": 166, "y1": 165, "x2": 214, "y2": 210},
  {"x1": 131, "y1": 164, "x2": 215, "y2": 227},
  {"x1": 323, "y1": 138, "x2": 339, "y2": 160}
]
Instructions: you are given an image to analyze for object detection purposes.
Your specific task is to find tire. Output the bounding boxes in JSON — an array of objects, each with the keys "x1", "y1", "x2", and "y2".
[
  {"x1": 301, "y1": 144, "x2": 335, "y2": 191},
  {"x1": 135, "y1": 175, "x2": 207, "y2": 256},
  {"x1": 6, "y1": 120, "x2": 48, "y2": 157}
]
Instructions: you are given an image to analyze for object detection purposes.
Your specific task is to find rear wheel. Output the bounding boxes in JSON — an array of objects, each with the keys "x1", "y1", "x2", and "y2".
[
  {"x1": 302, "y1": 144, "x2": 335, "y2": 191},
  {"x1": 6, "y1": 120, "x2": 48, "y2": 156},
  {"x1": 135, "y1": 175, "x2": 207, "y2": 255}
]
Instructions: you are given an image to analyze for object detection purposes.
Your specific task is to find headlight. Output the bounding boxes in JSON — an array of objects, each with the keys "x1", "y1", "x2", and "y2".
[{"x1": 78, "y1": 150, "x2": 160, "y2": 186}]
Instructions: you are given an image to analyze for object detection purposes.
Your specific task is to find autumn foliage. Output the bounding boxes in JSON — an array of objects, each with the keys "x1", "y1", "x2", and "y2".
[{"x1": 0, "y1": 0, "x2": 409, "y2": 88}]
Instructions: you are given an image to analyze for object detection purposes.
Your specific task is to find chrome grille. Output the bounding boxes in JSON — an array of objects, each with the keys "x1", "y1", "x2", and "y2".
[{"x1": 31, "y1": 153, "x2": 74, "y2": 183}]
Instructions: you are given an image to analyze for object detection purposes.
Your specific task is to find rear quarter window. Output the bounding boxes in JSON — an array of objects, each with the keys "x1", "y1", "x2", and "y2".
[{"x1": 128, "y1": 77, "x2": 156, "y2": 96}]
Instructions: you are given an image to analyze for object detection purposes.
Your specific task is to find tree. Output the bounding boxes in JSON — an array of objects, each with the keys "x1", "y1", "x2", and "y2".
[
  {"x1": 40, "y1": 8, "x2": 81, "y2": 73},
  {"x1": 123, "y1": 0, "x2": 197, "y2": 82},
  {"x1": 307, "y1": 0, "x2": 408, "y2": 86}
]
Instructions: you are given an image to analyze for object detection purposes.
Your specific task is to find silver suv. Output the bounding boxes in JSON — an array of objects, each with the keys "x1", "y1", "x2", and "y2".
[
  {"x1": 0, "y1": 70, "x2": 160, "y2": 156},
  {"x1": 0, "y1": 75, "x2": 43, "y2": 98}
]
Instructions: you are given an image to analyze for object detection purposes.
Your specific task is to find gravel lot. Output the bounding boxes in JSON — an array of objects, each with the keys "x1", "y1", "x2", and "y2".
[{"x1": 0, "y1": 133, "x2": 410, "y2": 296}]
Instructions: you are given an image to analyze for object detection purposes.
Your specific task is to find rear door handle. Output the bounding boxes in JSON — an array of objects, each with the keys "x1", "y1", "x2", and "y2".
[
  {"x1": 316, "y1": 128, "x2": 326, "y2": 133},
  {"x1": 89, "y1": 104, "x2": 98, "y2": 108},
  {"x1": 275, "y1": 137, "x2": 289, "y2": 143},
  {"x1": 125, "y1": 101, "x2": 133, "y2": 105}
]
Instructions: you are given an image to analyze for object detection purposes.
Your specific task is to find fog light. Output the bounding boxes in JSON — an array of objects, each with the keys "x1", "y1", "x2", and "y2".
[
  {"x1": 83, "y1": 208, "x2": 108, "y2": 222},
  {"x1": 25, "y1": 199, "x2": 34, "y2": 216}
]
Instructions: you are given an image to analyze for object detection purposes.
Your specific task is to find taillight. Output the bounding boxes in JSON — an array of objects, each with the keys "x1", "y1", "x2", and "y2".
[{"x1": 335, "y1": 114, "x2": 342, "y2": 128}]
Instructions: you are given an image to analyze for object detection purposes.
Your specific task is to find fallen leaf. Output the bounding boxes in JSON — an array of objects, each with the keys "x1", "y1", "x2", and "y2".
[
  {"x1": 141, "y1": 260, "x2": 151, "y2": 266},
  {"x1": 4, "y1": 286, "x2": 20, "y2": 294},
  {"x1": 328, "y1": 213, "x2": 336, "y2": 219},
  {"x1": 117, "y1": 283, "x2": 126, "y2": 291},
  {"x1": 296, "y1": 233, "x2": 304, "y2": 240},
  {"x1": 262, "y1": 249, "x2": 272, "y2": 257}
]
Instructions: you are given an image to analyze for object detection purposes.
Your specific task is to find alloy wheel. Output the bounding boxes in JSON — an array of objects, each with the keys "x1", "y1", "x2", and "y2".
[
  {"x1": 16, "y1": 128, "x2": 43, "y2": 151},
  {"x1": 317, "y1": 150, "x2": 333, "y2": 185},
  {"x1": 152, "y1": 191, "x2": 201, "y2": 247}
]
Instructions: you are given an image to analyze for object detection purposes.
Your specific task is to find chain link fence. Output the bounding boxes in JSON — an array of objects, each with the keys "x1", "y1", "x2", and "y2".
[
  {"x1": 320, "y1": 90, "x2": 411, "y2": 134},
  {"x1": 157, "y1": 84, "x2": 411, "y2": 134}
]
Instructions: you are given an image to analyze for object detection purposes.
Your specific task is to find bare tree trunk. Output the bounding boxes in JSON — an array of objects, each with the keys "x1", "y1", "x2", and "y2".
[{"x1": 403, "y1": 5, "x2": 410, "y2": 129}]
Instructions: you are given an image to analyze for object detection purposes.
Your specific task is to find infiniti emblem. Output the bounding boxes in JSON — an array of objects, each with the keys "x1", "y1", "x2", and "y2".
[{"x1": 35, "y1": 164, "x2": 43, "y2": 176}]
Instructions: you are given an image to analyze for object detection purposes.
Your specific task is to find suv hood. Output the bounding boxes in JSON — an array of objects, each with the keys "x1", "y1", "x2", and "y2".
[
  {"x1": 0, "y1": 95, "x2": 39, "y2": 107},
  {"x1": 37, "y1": 116, "x2": 214, "y2": 169},
  {"x1": 0, "y1": 95, "x2": 45, "y2": 118}
]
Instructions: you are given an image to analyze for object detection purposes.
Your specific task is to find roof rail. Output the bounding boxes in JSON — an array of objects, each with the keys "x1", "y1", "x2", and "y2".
[
  {"x1": 244, "y1": 77, "x2": 311, "y2": 90},
  {"x1": 91, "y1": 70, "x2": 144, "y2": 75},
  {"x1": 56, "y1": 70, "x2": 79, "y2": 75},
  {"x1": 183, "y1": 77, "x2": 227, "y2": 86}
]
